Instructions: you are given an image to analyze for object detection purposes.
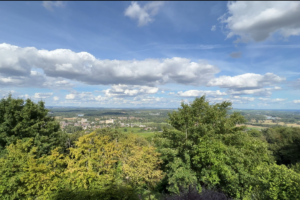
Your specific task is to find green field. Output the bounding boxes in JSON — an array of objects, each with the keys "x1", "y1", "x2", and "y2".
[
  {"x1": 116, "y1": 127, "x2": 157, "y2": 138},
  {"x1": 245, "y1": 126, "x2": 264, "y2": 130}
]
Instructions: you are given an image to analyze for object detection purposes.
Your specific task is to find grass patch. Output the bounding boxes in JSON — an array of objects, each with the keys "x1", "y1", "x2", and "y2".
[
  {"x1": 245, "y1": 127, "x2": 263, "y2": 130},
  {"x1": 116, "y1": 127, "x2": 157, "y2": 138}
]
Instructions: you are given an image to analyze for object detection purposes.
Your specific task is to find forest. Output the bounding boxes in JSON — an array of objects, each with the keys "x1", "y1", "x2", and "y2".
[{"x1": 1, "y1": 95, "x2": 300, "y2": 200}]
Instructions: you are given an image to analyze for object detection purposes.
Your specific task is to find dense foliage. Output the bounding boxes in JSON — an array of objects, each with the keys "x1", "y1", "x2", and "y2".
[
  {"x1": 0, "y1": 95, "x2": 66, "y2": 157},
  {"x1": 262, "y1": 126, "x2": 300, "y2": 165},
  {"x1": 154, "y1": 97, "x2": 274, "y2": 198},
  {"x1": 1, "y1": 95, "x2": 300, "y2": 199},
  {"x1": 0, "y1": 130, "x2": 164, "y2": 200}
]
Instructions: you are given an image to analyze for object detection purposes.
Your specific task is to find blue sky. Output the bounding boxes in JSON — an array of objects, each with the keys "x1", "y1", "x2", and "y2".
[{"x1": 0, "y1": 1, "x2": 300, "y2": 108}]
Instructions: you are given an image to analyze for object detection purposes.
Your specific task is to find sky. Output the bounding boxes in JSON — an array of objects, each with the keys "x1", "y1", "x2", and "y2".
[{"x1": 0, "y1": 1, "x2": 300, "y2": 109}]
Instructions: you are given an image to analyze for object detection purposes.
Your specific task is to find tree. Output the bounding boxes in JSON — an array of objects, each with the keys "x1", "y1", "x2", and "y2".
[
  {"x1": 0, "y1": 130, "x2": 164, "y2": 200},
  {"x1": 154, "y1": 96, "x2": 273, "y2": 198},
  {"x1": 0, "y1": 139, "x2": 65, "y2": 199},
  {"x1": 253, "y1": 163, "x2": 300, "y2": 200},
  {"x1": 64, "y1": 126, "x2": 83, "y2": 134},
  {"x1": 262, "y1": 126, "x2": 300, "y2": 165},
  {"x1": 0, "y1": 94, "x2": 66, "y2": 156}
]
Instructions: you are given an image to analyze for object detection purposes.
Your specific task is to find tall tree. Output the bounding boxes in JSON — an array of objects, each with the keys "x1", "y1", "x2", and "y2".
[
  {"x1": 0, "y1": 94, "x2": 66, "y2": 156},
  {"x1": 155, "y1": 96, "x2": 273, "y2": 198}
]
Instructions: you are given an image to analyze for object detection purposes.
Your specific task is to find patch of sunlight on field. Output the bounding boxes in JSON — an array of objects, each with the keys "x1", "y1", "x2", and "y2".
[{"x1": 116, "y1": 127, "x2": 157, "y2": 138}]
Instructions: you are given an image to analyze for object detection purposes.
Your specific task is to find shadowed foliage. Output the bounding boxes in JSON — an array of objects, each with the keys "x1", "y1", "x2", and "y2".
[{"x1": 162, "y1": 185, "x2": 231, "y2": 200}]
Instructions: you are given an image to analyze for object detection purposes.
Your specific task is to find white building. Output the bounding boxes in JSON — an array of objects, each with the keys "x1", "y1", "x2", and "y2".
[{"x1": 105, "y1": 119, "x2": 114, "y2": 124}]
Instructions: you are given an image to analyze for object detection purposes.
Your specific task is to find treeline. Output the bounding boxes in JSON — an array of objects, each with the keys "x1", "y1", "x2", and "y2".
[{"x1": 1, "y1": 95, "x2": 300, "y2": 199}]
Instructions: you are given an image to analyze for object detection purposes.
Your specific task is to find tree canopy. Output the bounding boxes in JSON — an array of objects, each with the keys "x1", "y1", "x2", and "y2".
[
  {"x1": 0, "y1": 94, "x2": 66, "y2": 156},
  {"x1": 154, "y1": 96, "x2": 299, "y2": 199}
]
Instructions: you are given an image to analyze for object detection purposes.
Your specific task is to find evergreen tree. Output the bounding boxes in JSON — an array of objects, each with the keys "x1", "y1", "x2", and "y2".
[{"x1": 0, "y1": 94, "x2": 66, "y2": 156}]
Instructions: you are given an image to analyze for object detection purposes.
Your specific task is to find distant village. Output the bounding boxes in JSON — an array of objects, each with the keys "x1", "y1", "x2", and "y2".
[{"x1": 57, "y1": 115, "x2": 154, "y2": 132}]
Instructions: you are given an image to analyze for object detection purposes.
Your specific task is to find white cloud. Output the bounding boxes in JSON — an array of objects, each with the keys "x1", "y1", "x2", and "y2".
[
  {"x1": 53, "y1": 96, "x2": 59, "y2": 101},
  {"x1": 159, "y1": 44, "x2": 225, "y2": 50},
  {"x1": 206, "y1": 96, "x2": 255, "y2": 104},
  {"x1": 44, "y1": 79, "x2": 74, "y2": 89},
  {"x1": 0, "y1": 43, "x2": 219, "y2": 86},
  {"x1": 124, "y1": 1, "x2": 164, "y2": 26},
  {"x1": 168, "y1": 92, "x2": 175, "y2": 95},
  {"x1": 259, "y1": 97, "x2": 287, "y2": 103},
  {"x1": 103, "y1": 84, "x2": 158, "y2": 97},
  {"x1": 228, "y1": 87, "x2": 281, "y2": 97},
  {"x1": 65, "y1": 92, "x2": 108, "y2": 102},
  {"x1": 132, "y1": 96, "x2": 165, "y2": 104},
  {"x1": 207, "y1": 73, "x2": 285, "y2": 90},
  {"x1": 0, "y1": 70, "x2": 73, "y2": 89},
  {"x1": 43, "y1": 1, "x2": 65, "y2": 11},
  {"x1": 65, "y1": 94, "x2": 76, "y2": 100},
  {"x1": 219, "y1": 1, "x2": 300, "y2": 42},
  {"x1": 34, "y1": 93, "x2": 53, "y2": 99},
  {"x1": 63, "y1": 91, "x2": 168, "y2": 107},
  {"x1": 211, "y1": 25, "x2": 216, "y2": 31},
  {"x1": 293, "y1": 100, "x2": 300, "y2": 104},
  {"x1": 233, "y1": 96, "x2": 254, "y2": 101},
  {"x1": 177, "y1": 90, "x2": 227, "y2": 97}
]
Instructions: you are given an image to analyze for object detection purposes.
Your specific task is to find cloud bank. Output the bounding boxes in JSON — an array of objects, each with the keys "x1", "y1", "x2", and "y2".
[{"x1": 0, "y1": 43, "x2": 219, "y2": 87}]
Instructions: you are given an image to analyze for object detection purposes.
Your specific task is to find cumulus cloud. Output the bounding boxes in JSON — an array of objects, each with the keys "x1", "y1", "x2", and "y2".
[
  {"x1": 0, "y1": 43, "x2": 219, "y2": 86},
  {"x1": 33, "y1": 93, "x2": 53, "y2": 99},
  {"x1": 207, "y1": 73, "x2": 285, "y2": 90},
  {"x1": 43, "y1": 1, "x2": 65, "y2": 11},
  {"x1": 124, "y1": 1, "x2": 164, "y2": 26},
  {"x1": 177, "y1": 90, "x2": 227, "y2": 97},
  {"x1": 103, "y1": 84, "x2": 158, "y2": 97},
  {"x1": 229, "y1": 51, "x2": 242, "y2": 58},
  {"x1": 219, "y1": 1, "x2": 300, "y2": 42},
  {"x1": 211, "y1": 25, "x2": 216, "y2": 31},
  {"x1": 293, "y1": 100, "x2": 300, "y2": 104}
]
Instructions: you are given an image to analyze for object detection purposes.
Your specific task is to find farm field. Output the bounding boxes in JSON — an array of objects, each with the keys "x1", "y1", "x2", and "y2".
[
  {"x1": 261, "y1": 120, "x2": 300, "y2": 127},
  {"x1": 116, "y1": 127, "x2": 158, "y2": 138}
]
